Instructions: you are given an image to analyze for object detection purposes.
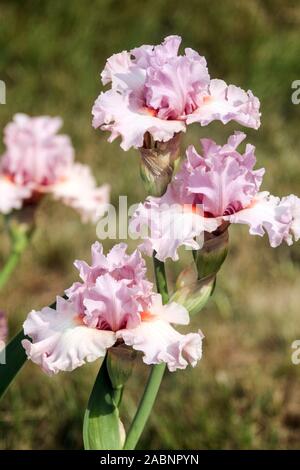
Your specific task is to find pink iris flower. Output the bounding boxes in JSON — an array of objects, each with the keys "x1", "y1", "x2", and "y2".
[
  {"x1": 131, "y1": 132, "x2": 300, "y2": 261},
  {"x1": 0, "y1": 114, "x2": 110, "y2": 222},
  {"x1": 92, "y1": 36, "x2": 261, "y2": 151},
  {"x1": 22, "y1": 242, "x2": 203, "y2": 374}
]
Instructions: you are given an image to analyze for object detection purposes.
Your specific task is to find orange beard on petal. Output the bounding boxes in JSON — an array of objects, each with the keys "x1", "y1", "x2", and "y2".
[
  {"x1": 141, "y1": 106, "x2": 158, "y2": 117},
  {"x1": 3, "y1": 173, "x2": 14, "y2": 183},
  {"x1": 202, "y1": 95, "x2": 213, "y2": 105},
  {"x1": 140, "y1": 310, "x2": 156, "y2": 322},
  {"x1": 74, "y1": 314, "x2": 85, "y2": 326},
  {"x1": 183, "y1": 203, "x2": 205, "y2": 217}
]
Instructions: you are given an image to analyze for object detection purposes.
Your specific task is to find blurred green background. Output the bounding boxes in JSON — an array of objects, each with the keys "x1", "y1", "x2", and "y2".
[{"x1": 1, "y1": 0, "x2": 300, "y2": 450}]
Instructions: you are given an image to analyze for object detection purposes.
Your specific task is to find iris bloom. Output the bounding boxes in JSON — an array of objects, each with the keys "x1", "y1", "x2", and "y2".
[
  {"x1": 131, "y1": 132, "x2": 300, "y2": 261},
  {"x1": 92, "y1": 35, "x2": 261, "y2": 151},
  {"x1": 22, "y1": 242, "x2": 203, "y2": 374},
  {"x1": 0, "y1": 114, "x2": 109, "y2": 222}
]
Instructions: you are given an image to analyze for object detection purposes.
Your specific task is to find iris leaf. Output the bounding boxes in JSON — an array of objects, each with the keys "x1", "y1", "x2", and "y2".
[
  {"x1": 83, "y1": 356, "x2": 123, "y2": 450},
  {"x1": 0, "y1": 329, "x2": 27, "y2": 400}
]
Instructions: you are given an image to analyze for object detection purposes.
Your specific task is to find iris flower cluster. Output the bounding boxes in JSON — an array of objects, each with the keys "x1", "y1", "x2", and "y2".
[{"x1": 22, "y1": 36, "x2": 300, "y2": 376}]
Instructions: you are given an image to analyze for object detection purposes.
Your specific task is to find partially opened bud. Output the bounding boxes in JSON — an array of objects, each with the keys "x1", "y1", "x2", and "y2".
[
  {"x1": 107, "y1": 343, "x2": 137, "y2": 390},
  {"x1": 195, "y1": 225, "x2": 229, "y2": 281},
  {"x1": 171, "y1": 264, "x2": 215, "y2": 317},
  {"x1": 139, "y1": 132, "x2": 182, "y2": 196},
  {"x1": 171, "y1": 227, "x2": 229, "y2": 317}
]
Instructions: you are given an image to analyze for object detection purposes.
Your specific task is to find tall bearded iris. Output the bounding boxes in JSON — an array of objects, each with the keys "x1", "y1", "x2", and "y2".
[
  {"x1": 92, "y1": 36, "x2": 261, "y2": 151},
  {"x1": 0, "y1": 114, "x2": 109, "y2": 222},
  {"x1": 22, "y1": 243, "x2": 203, "y2": 374},
  {"x1": 131, "y1": 132, "x2": 300, "y2": 261}
]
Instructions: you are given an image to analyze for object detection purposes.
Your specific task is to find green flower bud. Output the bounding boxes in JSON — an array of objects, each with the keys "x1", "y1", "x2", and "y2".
[
  {"x1": 195, "y1": 226, "x2": 229, "y2": 281},
  {"x1": 107, "y1": 343, "x2": 137, "y2": 390},
  {"x1": 171, "y1": 264, "x2": 215, "y2": 317}
]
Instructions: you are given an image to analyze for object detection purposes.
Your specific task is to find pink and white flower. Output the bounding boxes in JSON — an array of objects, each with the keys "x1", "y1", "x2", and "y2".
[
  {"x1": 0, "y1": 114, "x2": 110, "y2": 222},
  {"x1": 131, "y1": 132, "x2": 297, "y2": 261},
  {"x1": 22, "y1": 243, "x2": 203, "y2": 374},
  {"x1": 92, "y1": 36, "x2": 261, "y2": 151}
]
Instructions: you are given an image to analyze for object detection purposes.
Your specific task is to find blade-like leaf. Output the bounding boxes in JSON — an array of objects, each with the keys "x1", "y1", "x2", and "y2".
[
  {"x1": 0, "y1": 299, "x2": 58, "y2": 400},
  {"x1": 0, "y1": 329, "x2": 27, "y2": 399},
  {"x1": 83, "y1": 356, "x2": 124, "y2": 450}
]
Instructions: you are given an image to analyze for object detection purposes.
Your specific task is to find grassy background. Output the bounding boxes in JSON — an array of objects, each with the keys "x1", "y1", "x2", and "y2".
[{"x1": 1, "y1": 0, "x2": 300, "y2": 449}]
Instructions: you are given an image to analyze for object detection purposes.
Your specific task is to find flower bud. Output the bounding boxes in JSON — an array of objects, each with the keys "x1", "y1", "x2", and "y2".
[
  {"x1": 107, "y1": 343, "x2": 137, "y2": 390},
  {"x1": 171, "y1": 264, "x2": 215, "y2": 317},
  {"x1": 139, "y1": 132, "x2": 182, "y2": 196},
  {"x1": 195, "y1": 225, "x2": 229, "y2": 281}
]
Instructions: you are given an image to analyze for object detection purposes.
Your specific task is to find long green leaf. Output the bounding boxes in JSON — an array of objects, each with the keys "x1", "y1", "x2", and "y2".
[
  {"x1": 83, "y1": 356, "x2": 123, "y2": 450},
  {"x1": 0, "y1": 329, "x2": 27, "y2": 399}
]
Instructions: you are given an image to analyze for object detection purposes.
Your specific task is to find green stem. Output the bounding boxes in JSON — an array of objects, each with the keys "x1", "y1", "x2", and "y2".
[
  {"x1": 152, "y1": 254, "x2": 169, "y2": 304},
  {"x1": 0, "y1": 250, "x2": 24, "y2": 291},
  {"x1": 124, "y1": 253, "x2": 168, "y2": 450},
  {"x1": 0, "y1": 224, "x2": 31, "y2": 291},
  {"x1": 123, "y1": 363, "x2": 166, "y2": 450}
]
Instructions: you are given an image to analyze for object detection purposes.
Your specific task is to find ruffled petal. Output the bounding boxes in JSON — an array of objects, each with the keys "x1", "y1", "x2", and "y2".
[
  {"x1": 279, "y1": 194, "x2": 300, "y2": 244},
  {"x1": 119, "y1": 320, "x2": 203, "y2": 372},
  {"x1": 83, "y1": 273, "x2": 141, "y2": 331},
  {"x1": 187, "y1": 79, "x2": 261, "y2": 130},
  {"x1": 130, "y1": 192, "x2": 219, "y2": 261},
  {"x1": 66, "y1": 242, "x2": 153, "y2": 309},
  {"x1": 145, "y1": 52, "x2": 209, "y2": 120},
  {"x1": 92, "y1": 89, "x2": 185, "y2": 150},
  {"x1": 22, "y1": 296, "x2": 116, "y2": 375},
  {"x1": 51, "y1": 163, "x2": 110, "y2": 223},
  {"x1": 101, "y1": 51, "x2": 133, "y2": 87},
  {"x1": 106, "y1": 243, "x2": 148, "y2": 283},
  {"x1": 187, "y1": 153, "x2": 257, "y2": 216},
  {"x1": 69, "y1": 241, "x2": 108, "y2": 291},
  {"x1": 148, "y1": 294, "x2": 190, "y2": 325},
  {"x1": 132, "y1": 35, "x2": 182, "y2": 68},
  {"x1": 179, "y1": 132, "x2": 264, "y2": 217},
  {"x1": 0, "y1": 176, "x2": 31, "y2": 214},
  {"x1": 119, "y1": 293, "x2": 203, "y2": 371},
  {"x1": 224, "y1": 191, "x2": 290, "y2": 247}
]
